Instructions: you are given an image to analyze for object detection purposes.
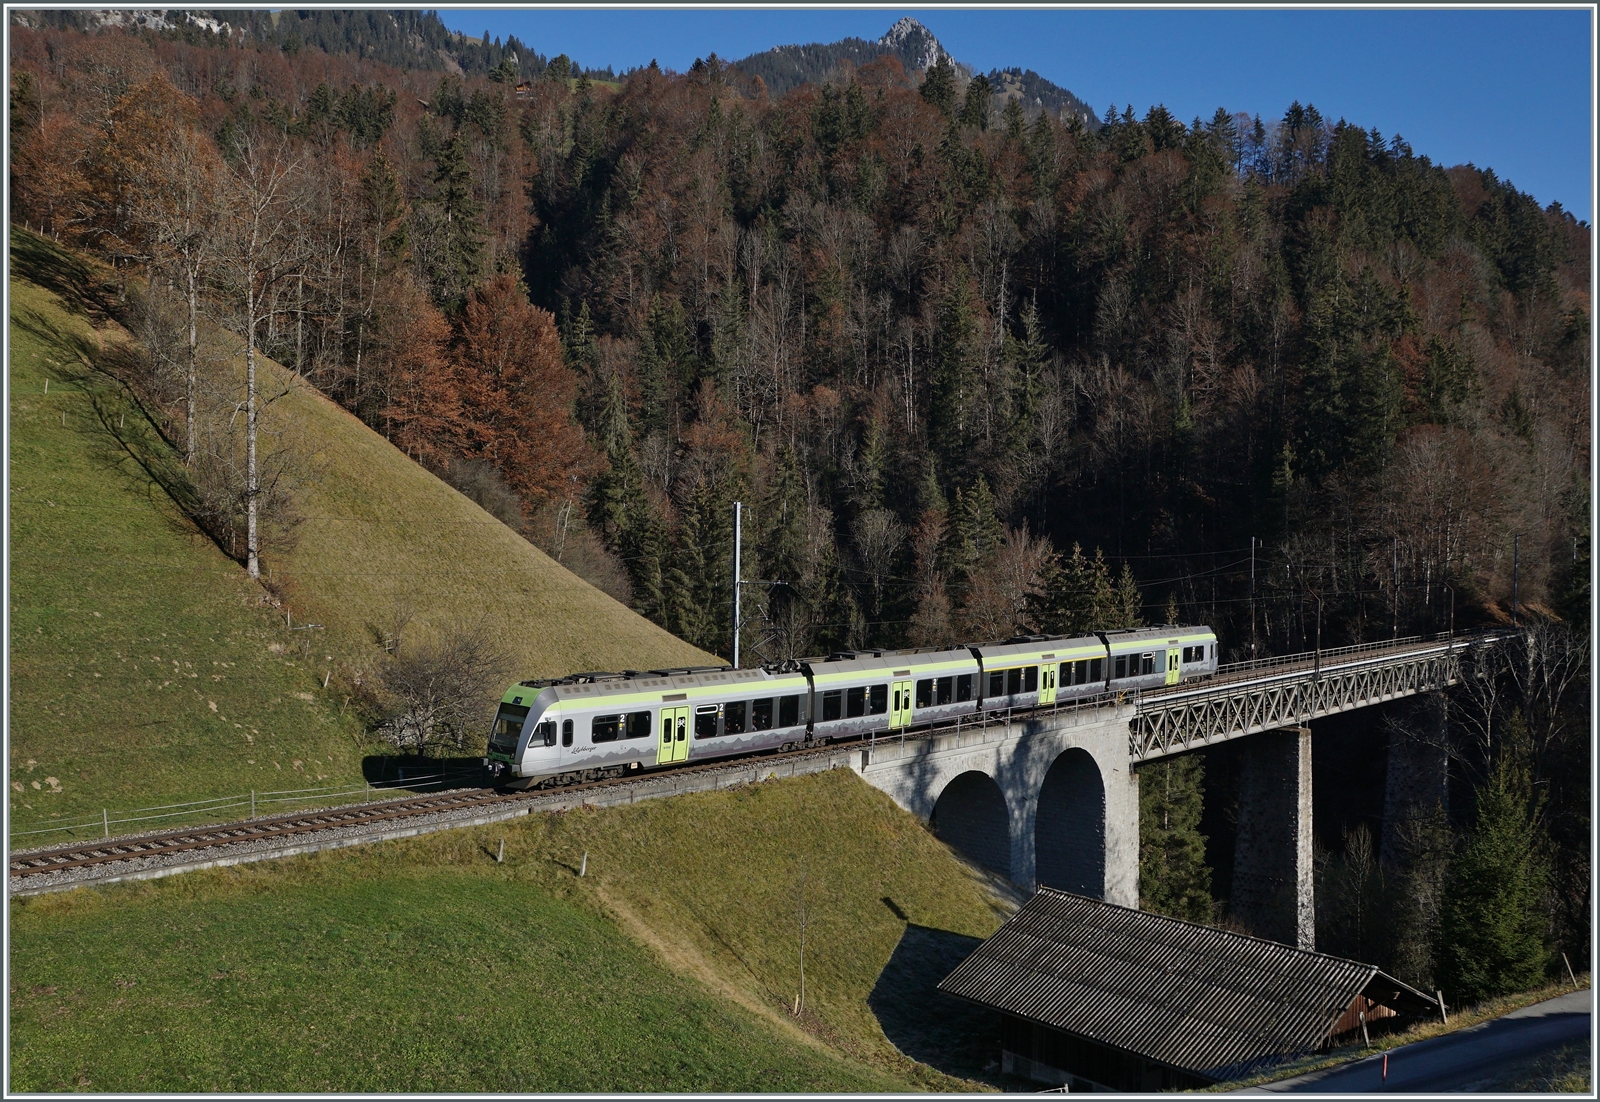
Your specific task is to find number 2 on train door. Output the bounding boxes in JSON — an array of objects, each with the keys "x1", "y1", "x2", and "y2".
[
  {"x1": 890, "y1": 680, "x2": 913, "y2": 729},
  {"x1": 658, "y1": 706, "x2": 690, "y2": 765}
]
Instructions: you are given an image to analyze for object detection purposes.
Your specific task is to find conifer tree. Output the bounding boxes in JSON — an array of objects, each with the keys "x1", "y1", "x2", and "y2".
[
  {"x1": 960, "y1": 74, "x2": 992, "y2": 131},
  {"x1": 1112, "y1": 563, "x2": 1144, "y2": 628},
  {"x1": 1005, "y1": 298, "x2": 1048, "y2": 453},
  {"x1": 919, "y1": 59, "x2": 957, "y2": 119},
  {"x1": 418, "y1": 130, "x2": 483, "y2": 308},
  {"x1": 947, "y1": 475, "x2": 1002, "y2": 604},
  {"x1": 586, "y1": 369, "x2": 642, "y2": 548},
  {"x1": 930, "y1": 272, "x2": 981, "y2": 482},
  {"x1": 1138, "y1": 754, "x2": 1213, "y2": 922},
  {"x1": 1002, "y1": 96, "x2": 1025, "y2": 142},
  {"x1": 1435, "y1": 719, "x2": 1551, "y2": 1003}
]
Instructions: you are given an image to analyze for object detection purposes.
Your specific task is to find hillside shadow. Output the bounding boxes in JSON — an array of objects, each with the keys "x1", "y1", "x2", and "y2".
[
  {"x1": 10, "y1": 226, "x2": 125, "y2": 326},
  {"x1": 867, "y1": 922, "x2": 1002, "y2": 1086},
  {"x1": 361, "y1": 754, "x2": 492, "y2": 792}
]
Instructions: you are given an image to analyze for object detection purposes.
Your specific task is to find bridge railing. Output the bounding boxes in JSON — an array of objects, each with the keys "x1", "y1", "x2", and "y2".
[
  {"x1": 1216, "y1": 635, "x2": 1423, "y2": 677},
  {"x1": 1213, "y1": 628, "x2": 1496, "y2": 680}
]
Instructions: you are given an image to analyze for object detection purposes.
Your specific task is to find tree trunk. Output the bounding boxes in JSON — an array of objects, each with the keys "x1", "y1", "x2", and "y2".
[
  {"x1": 246, "y1": 279, "x2": 260, "y2": 579},
  {"x1": 185, "y1": 261, "x2": 198, "y2": 467}
]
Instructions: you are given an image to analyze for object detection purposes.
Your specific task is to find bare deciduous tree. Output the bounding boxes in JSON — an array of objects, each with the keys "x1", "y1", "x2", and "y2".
[
  {"x1": 127, "y1": 121, "x2": 222, "y2": 467},
  {"x1": 854, "y1": 507, "x2": 905, "y2": 622},
  {"x1": 214, "y1": 130, "x2": 308, "y2": 579},
  {"x1": 375, "y1": 620, "x2": 509, "y2": 758}
]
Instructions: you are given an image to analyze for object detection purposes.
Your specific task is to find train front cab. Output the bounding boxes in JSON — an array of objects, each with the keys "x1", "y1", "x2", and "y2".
[{"x1": 486, "y1": 683, "x2": 563, "y2": 784}]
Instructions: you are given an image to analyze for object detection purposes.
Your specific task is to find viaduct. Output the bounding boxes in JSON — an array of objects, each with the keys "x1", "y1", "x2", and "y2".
[{"x1": 846, "y1": 631, "x2": 1509, "y2": 950}]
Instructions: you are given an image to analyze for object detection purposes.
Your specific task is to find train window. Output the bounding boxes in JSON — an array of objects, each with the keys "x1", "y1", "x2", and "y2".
[
  {"x1": 695, "y1": 705, "x2": 720, "y2": 738},
  {"x1": 821, "y1": 690, "x2": 842, "y2": 721},
  {"x1": 562, "y1": 719, "x2": 574, "y2": 747},
  {"x1": 725, "y1": 700, "x2": 747, "y2": 734},
  {"x1": 916, "y1": 679, "x2": 934, "y2": 708},
  {"x1": 988, "y1": 670, "x2": 1004, "y2": 697},
  {"x1": 869, "y1": 684, "x2": 888, "y2": 715},
  {"x1": 592, "y1": 715, "x2": 621, "y2": 743},
  {"x1": 935, "y1": 676, "x2": 953, "y2": 705},
  {"x1": 539, "y1": 720, "x2": 557, "y2": 747},
  {"x1": 846, "y1": 687, "x2": 866, "y2": 718},
  {"x1": 1141, "y1": 653, "x2": 1155, "y2": 675},
  {"x1": 956, "y1": 674, "x2": 973, "y2": 701},
  {"x1": 1114, "y1": 655, "x2": 1128, "y2": 679},
  {"x1": 492, "y1": 704, "x2": 530, "y2": 743},
  {"x1": 1024, "y1": 666, "x2": 1039, "y2": 693},
  {"x1": 1076, "y1": 660, "x2": 1089, "y2": 685},
  {"x1": 1210, "y1": 644, "x2": 1215, "y2": 661},
  {"x1": 625, "y1": 712, "x2": 652, "y2": 739},
  {"x1": 1090, "y1": 658, "x2": 1103, "y2": 682},
  {"x1": 752, "y1": 698, "x2": 774, "y2": 730},
  {"x1": 779, "y1": 694, "x2": 801, "y2": 728},
  {"x1": 1006, "y1": 668, "x2": 1022, "y2": 695}
]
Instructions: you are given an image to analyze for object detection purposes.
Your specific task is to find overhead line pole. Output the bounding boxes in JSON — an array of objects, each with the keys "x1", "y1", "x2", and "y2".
[
  {"x1": 732, "y1": 501, "x2": 742, "y2": 669},
  {"x1": 1512, "y1": 532, "x2": 1520, "y2": 627},
  {"x1": 1249, "y1": 536, "x2": 1257, "y2": 658}
]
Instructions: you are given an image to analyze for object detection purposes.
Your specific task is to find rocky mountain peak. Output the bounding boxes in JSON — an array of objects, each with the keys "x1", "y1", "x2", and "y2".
[{"x1": 877, "y1": 17, "x2": 959, "y2": 74}]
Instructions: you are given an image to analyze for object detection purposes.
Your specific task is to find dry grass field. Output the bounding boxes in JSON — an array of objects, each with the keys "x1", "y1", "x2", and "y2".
[{"x1": 254, "y1": 356, "x2": 716, "y2": 681}]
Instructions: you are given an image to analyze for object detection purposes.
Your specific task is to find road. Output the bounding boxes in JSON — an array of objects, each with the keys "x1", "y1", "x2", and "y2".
[{"x1": 1244, "y1": 989, "x2": 1591, "y2": 1093}]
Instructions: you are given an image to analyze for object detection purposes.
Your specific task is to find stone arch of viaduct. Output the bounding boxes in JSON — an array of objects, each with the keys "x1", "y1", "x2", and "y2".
[{"x1": 852, "y1": 706, "x2": 1140, "y2": 908}]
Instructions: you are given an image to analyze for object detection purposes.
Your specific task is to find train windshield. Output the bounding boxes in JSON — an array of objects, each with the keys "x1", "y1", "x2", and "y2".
[{"x1": 488, "y1": 704, "x2": 530, "y2": 754}]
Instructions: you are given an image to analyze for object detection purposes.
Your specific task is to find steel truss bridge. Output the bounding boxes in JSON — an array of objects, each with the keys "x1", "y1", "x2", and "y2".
[{"x1": 1129, "y1": 629, "x2": 1514, "y2": 762}]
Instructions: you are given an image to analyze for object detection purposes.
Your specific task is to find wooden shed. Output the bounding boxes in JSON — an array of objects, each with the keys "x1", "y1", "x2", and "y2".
[{"x1": 938, "y1": 888, "x2": 1442, "y2": 1091}]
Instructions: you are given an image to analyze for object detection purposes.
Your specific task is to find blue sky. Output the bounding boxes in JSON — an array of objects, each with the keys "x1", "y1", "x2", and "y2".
[{"x1": 438, "y1": 8, "x2": 1594, "y2": 222}]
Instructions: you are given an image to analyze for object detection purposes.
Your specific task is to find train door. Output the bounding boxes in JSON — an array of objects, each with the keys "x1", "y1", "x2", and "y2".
[
  {"x1": 657, "y1": 705, "x2": 690, "y2": 765},
  {"x1": 890, "y1": 680, "x2": 913, "y2": 729},
  {"x1": 1039, "y1": 663, "x2": 1057, "y2": 705},
  {"x1": 1165, "y1": 648, "x2": 1180, "y2": 686}
]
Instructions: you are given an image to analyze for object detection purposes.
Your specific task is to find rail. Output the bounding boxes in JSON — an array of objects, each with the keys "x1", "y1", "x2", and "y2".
[
  {"x1": 9, "y1": 769, "x2": 481, "y2": 842},
  {"x1": 1217, "y1": 635, "x2": 1417, "y2": 676}
]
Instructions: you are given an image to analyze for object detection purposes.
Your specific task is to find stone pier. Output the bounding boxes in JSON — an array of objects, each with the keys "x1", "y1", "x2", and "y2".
[
  {"x1": 1230, "y1": 725, "x2": 1314, "y2": 949},
  {"x1": 1381, "y1": 694, "x2": 1450, "y2": 867}
]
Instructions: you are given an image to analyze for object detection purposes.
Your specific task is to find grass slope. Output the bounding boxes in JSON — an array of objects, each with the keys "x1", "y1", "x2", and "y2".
[
  {"x1": 8, "y1": 226, "x2": 712, "y2": 835},
  {"x1": 10, "y1": 770, "x2": 1007, "y2": 1091},
  {"x1": 256, "y1": 359, "x2": 716, "y2": 681},
  {"x1": 8, "y1": 266, "x2": 364, "y2": 834}
]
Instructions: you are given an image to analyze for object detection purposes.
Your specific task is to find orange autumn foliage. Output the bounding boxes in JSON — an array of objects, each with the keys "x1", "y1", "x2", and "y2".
[
  {"x1": 375, "y1": 273, "x2": 459, "y2": 463},
  {"x1": 453, "y1": 273, "x2": 596, "y2": 505}
]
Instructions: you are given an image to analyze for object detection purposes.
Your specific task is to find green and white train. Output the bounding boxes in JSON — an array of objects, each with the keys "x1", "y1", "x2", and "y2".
[{"x1": 485, "y1": 626, "x2": 1218, "y2": 787}]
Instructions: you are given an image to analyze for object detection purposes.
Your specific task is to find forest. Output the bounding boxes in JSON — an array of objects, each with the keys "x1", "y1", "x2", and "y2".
[{"x1": 8, "y1": 15, "x2": 1589, "y2": 996}]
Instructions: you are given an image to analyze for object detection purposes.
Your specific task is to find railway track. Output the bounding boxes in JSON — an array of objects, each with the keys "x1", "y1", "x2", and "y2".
[
  {"x1": 7, "y1": 740, "x2": 858, "y2": 884},
  {"x1": 14, "y1": 632, "x2": 1493, "y2": 887},
  {"x1": 8, "y1": 786, "x2": 519, "y2": 878}
]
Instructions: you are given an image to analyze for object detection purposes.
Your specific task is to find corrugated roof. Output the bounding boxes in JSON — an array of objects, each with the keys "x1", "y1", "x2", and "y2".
[{"x1": 938, "y1": 888, "x2": 1431, "y2": 1083}]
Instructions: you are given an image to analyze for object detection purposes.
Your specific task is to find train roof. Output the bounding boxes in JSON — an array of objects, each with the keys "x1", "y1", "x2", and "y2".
[
  {"x1": 801, "y1": 644, "x2": 979, "y2": 682},
  {"x1": 975, "y1": 633, "x2": 1105, "y2": 662},
  {"x1": 1100, "y1": 625, "x2": 1216, "y2": 647},
  {"x1": 502, "y1": 625, "x2": 1220, "y2": 705},
  {"x1": 510, "y1": 664, "x2": 808, "y2": 705}
]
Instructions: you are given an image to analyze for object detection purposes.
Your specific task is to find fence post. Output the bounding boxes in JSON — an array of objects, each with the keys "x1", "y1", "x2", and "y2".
[
  {"x1": 103, "y1": 809, "x2": 109, "y2": 839},
  {"x1": 251, "y1": 790, "x2": 256, "y2": 817}
]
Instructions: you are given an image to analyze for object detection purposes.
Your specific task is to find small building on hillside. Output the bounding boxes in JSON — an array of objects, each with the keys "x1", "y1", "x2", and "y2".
[{"x1": 938, "y1": 888, "x2": 1441, "y2": 1091}]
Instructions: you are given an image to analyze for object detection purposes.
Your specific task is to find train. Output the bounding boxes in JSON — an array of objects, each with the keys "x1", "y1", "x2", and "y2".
[{"x1": 484, "y1": 625, "x2": 1219, "y2": 787}]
